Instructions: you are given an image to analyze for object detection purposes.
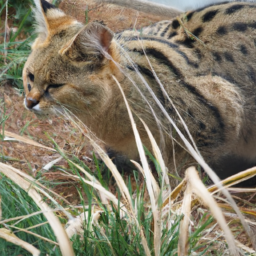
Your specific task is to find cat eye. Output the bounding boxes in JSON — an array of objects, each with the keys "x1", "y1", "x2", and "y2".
[
  {"x1": 28, "y1": 73, "x2": 34, "y2": 82},
  {"x1": 46, "y1": 83, "x2": 65, "y2": 90}
]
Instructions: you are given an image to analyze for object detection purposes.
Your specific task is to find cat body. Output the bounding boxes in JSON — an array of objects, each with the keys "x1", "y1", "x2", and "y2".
[{"x1": 23, "y1": 0, "x2": 256, "y2": 181}]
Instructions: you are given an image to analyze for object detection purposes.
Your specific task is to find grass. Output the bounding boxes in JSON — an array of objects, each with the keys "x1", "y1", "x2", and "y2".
[
  {"x1": 0, "y1": 0, "x2": 35, "y2": 92},
  {"x1": 0, "y1": 151, "x2": 220, "y2": 256},
  {"x1": 0, "y1": 0, "x2": 59, "y2": 92},
  {"x1": 0, "y1": 174, "x2": 62, "y2": 256},
  {"x1": 1, "y1": 0, "x2": 256, "y2": 255}
]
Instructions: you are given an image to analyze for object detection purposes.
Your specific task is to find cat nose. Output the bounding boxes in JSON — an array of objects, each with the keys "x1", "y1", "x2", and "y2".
[
  {"x1": 25, "y1": 90, "x2": 41, "y2": 109},
  {"x1": 25, "y1": 97, "x2": 39, "y2": 109}
]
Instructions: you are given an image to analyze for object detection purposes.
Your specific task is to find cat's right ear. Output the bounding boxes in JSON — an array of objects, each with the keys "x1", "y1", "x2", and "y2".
[{"x1": 59, "y1": 22, "x2": 114, "y2": 64}]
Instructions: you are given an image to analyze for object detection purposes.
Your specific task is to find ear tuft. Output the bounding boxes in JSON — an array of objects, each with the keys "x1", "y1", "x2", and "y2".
[
  {"x1": 41, "y1": 0, "x2": 57, "y2": 13},
  {"x1": 33, "y1": 0, "x2": 67, "y2": 41}
]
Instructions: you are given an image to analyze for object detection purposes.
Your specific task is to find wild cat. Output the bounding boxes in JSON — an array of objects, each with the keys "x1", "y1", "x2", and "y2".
[{"x1": 23, "y1": 0, "x2": 256, "y2": 184}]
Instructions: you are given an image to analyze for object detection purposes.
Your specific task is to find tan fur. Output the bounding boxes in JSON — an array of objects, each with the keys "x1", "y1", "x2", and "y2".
[{"x1": 23, "y1": 1, "x2": 256, "y2": 182}]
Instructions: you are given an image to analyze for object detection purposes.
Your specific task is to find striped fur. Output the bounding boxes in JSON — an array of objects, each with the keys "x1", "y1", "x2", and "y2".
[{"x1": 23, "y1": 1, "x2": 256, "y2": 183}]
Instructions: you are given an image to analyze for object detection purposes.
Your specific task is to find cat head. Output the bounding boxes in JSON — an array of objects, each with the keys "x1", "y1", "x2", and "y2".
[{"x1": 23, "y1": 0, "x2": 119, "y2": 118}]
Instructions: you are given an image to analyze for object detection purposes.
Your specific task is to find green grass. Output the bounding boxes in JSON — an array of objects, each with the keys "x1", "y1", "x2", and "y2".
[
  {"x1": 0, "y1": 154, "x2": 217, "y2": 255},
  {"x1": 0, "y1": 100, "x2": 9, "y2": 140},
  {"x1": 0, "y1": 174, "x2": 63, "y2": 256},
  {"x1": 0, "y1": 0, "x2": 59, "y2": 92}
]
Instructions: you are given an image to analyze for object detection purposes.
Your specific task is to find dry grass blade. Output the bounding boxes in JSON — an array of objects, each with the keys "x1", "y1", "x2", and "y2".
[
  {"x1": 0, "y1": 155, "x2": 72, "y2": 218},
  {"x1": 228, "y1": 188, "x2": 256, "y2": 193},
  {"x1": 9, "y1": 225, "x2": 58, "y2": 245},
  {"x1": 178, "y1": 179, "x2": 192, "y2": 256},
  {"x1": 87, "y1": 139, "x2": 133, "y2": 210},
  {"x1": 218, "y1": 203, "x2": 256, "y2": 218},
  {"x1": 140, "y1": 119, "x2": 172, "y2": 255},
  {"x1": 0, "y1": 162, "x2": 75, "y2": 256},
  {"x1": 113, "y1": 75, "x2": 155, "y2": 210},
  {"x1": 1, "y1": 130, "x2": 55, "y2": 151},
  {"x1": 64, "y1": 162, "x2": 152, "y2": 256},
  {"x1": 162, "y1": 179, "x2": 186, "y2": 208},
  {"x1": 140, "y1": 119, "x2": 169, "y2": 189},
  {"x1": 131, "y1": 160, "x2": 160, "y2": 195},
  {"x1": 113, "y1": 75, "x2": 158, "y2": 256},
  {"x1": 60, "y1": 171, "x2": 128, "y2": 214},
  {"x1": 0, "y1": 228, "x2": 40, "y2": 256},
  {"x1": 235, "y1": 239, "x2": 256, "y2": 254},
  {"x1": 186, "y1": 166, "x2": 238, "y2": 255},
  {"x1": 42, "y1": 156, "x2": 63, "y2": 171},
  {"x1": 208, "y1": 167, "x2": 256, "y2": 193}
]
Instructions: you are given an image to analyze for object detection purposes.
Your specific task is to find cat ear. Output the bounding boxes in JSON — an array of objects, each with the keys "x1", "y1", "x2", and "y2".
[
  {"x1": 59, "y1": 22, "x2": 114, "y2": 63},
  {"x1": 33, "y1": 0, "x2": 68, "y2": 40}
]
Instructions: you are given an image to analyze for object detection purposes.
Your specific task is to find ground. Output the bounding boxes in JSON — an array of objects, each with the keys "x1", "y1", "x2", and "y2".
[{"x1": 1, "y1": 0, "x2": 256, "y2": 251}]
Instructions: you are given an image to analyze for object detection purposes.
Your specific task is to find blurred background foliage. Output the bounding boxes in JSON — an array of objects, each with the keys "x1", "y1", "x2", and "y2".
[{"x1": 0, "y1": 0, "x2": 58, "y2": 91}]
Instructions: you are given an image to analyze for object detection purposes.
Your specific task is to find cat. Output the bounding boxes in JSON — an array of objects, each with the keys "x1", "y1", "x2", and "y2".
[{"x1": 23, "y1": 0, "x2": 256, "y2": 185}]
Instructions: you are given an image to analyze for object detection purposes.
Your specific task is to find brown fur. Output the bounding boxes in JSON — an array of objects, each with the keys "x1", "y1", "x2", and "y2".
[{"x1": 23, "y1": 1, "x2": 256, "y2": 183}]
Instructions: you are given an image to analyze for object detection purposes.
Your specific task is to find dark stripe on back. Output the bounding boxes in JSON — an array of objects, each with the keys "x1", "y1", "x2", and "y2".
[
  {"x1": 192, "y1": 26, "x2": 204, "y2": 37},
  {"x1": 175, "y1": 38, "x2": 195, "y2": 48},
  {"x1": 121, "y1": 36, "x2": 179, "y2": 49},
  {"x1": 160, "y1": 24, "x2": 172, "y2": 37},
  {"x1": 126, "y1": 64, "x2": 169, "y2": 110},
  {"x1": 129, "y1": 47, "x2": 224, "y2": 130},
  {"x1": 186, "y1": 11, "x2": 195, "y2": 21},
  {"x1": 212, "y1": 52, "x2": 222, "y2": 62},
  {"x1": 183, "y1": 81, "x2": 225, "y2": 130},
  {"x1": 168, "y1": 31, "x2": 177, "y2": 39},
  {"x1": 121, "y1": 36, "x2": 198, "y2": 67},
  {"x1": 247, "y1": 66, "x2": 256, "y2": 82},
  {"x1": 233, "y1": 22, "x2": 248, "y2": 32},
  {"x1": 216, "y1": 22, "x2": 256, "y2": 36},
  {"x1": 240, "y1": 45, "x2": 248, "y2": 55},
  {"x1": 141, "y1": 48, "x2": 182, "y2": 77},
  {"x1": 224, "y1": 52, "x2": 234, "y2": 62},
  {"x1": 202, "y1": 9, "x2": 219, "y2": 22},
  {"x1": 175, "y1": 48, "x2": 199, "y2": 68},
  {"x1": 216, "y1": 26, "x2": 227, "y2": 35},
  {"x1": 127, "y1": 64, "x2": 154, "y2": 79},
  {"x1": 225, "y1": 4, "x2": 244, "y2": 14}
]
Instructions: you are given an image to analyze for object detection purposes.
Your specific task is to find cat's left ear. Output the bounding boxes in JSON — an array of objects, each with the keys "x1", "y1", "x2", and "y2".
[
  {"x1": 33, "y1": 0, "x2": 71, "y2": 41},
  {"x1": 59, "y1": 22, "x2": 114, "y2": 63}
]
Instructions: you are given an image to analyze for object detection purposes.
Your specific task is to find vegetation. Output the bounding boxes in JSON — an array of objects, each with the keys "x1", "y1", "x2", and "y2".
[
  {"x1": 0, "y1": 0, "x2": 34, "y2": 91},
  {"x1": 0, "y1": 1, "x2": 256, "y2": 255}
]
